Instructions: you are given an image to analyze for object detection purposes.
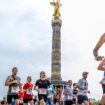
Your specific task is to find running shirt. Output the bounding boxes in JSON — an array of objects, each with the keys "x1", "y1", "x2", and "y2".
[
  {"x1": 77, "y1": 79, "x2": 88, "y2": 96},
  {"x1": 64, "y1": 86, "x2": 73, "y2": 101},
  {"x1": 18, "y1": 91, "x2": 24, "y2": 99},
  {"x1": 35, "y1": 79, "x2": 51, "y2": 95},
  {"x1": 73, "y1": 89, "x2": 78, "y2": 95},
  {"x1": 8, "y1": 75, "x2": 21, "y2": 95},
  {"x1": 23, "y1": 83, "x2": 33, "y2": 99}
]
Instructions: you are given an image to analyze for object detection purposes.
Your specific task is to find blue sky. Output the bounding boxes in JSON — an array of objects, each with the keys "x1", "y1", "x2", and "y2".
[{"x1": 0, "y1": 0, "x2": 105, "y2": 100}]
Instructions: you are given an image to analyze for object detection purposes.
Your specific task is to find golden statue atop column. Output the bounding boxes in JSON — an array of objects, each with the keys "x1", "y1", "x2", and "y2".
[{"x1": 50, "y1": 0, "x2": 62, "y2": 17}]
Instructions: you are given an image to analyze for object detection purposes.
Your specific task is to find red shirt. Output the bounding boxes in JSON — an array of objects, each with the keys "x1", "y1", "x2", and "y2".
[
  {"x1": 18, "y1": 91, "x2": 24, "y2": 99},
  {"x1": 23, "y1": 83, "x2": 33, "y2": 99},
  {"x1": 18, "y1": 91, "x2": 24, "y2": 104}
]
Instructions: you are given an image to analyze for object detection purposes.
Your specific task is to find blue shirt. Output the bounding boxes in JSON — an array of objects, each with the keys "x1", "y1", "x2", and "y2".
[{"x1": 64, "y1": 86, "x2": 73, "y2": 101}]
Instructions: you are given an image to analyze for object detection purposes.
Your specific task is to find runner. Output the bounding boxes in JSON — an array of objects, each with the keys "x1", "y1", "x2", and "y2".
[
  {"x1": 18, "y1": 85, "x2": 23, "y2": 105},
  {"x1": 53, "y1": 93, "x2": 59, "y2": 105},
  {"x1": 46, "y1": 78, "x2": 55, "y2": 105},
  {"x1": 23, "y1": 76, "x2": 33, "y2": 105},
  {"x1": 5, "y1": 67, "x2": 21, "y2": 105},
  {"x1": 34, "y1": 71, "x2": 51, "y2": 105},
  {"x1": 63, "y1": 80, "x2": 74, "y2": 105},
  {"x1": 76, "y1": 72, "x2": 90, "y2": 105},
  {"x1": 46, "y1": 85, "x2": 55, "y2": 105},
  {"x1": 73, "y1": 83, "x2": 78, "y2": 104},
  {"x1": 33, "y1": 95, "x2": 38, "y2": 105},
  {"x1": 93, "y1": 33, "x2": 105, "y2": 96}
]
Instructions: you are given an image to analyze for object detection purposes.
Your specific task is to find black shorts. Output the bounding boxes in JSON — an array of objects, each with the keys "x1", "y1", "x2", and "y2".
[
  {"x1": 23, "y1": 98, "x2": 33, "y2": 103},
  {"x1": 7, "y1": 94, "x2": 18, "y2": 104},
  {"x1": 77, "y1": 95, "x2": 88, "y2": 104},
  {"x1": 38, "y1": 94, "x2": 47, "y2": 102},
  {"x1": 33, "y1": 99, "x2": 37, "y2": 104},
  {"x1": 73, "y1": 98, "x2": 76, "y2": 104},
  {"x1": 64, "y1": 100, "x2": 74, "y2": 105},
  {"x1": 53, "y1": 98, "x2": 59, "y2": 104}
]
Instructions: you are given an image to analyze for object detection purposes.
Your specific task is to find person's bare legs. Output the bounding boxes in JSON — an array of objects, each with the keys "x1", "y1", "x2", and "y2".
[
  {"x1": 15, "y1": 99, "x2": 19, "y2": 105},
  {"x1": 29, "y1": 100, "x2": 33, "y2": 105},
  {"x1": 23, "y1": 103, "x2": 28, "y2": 105}
]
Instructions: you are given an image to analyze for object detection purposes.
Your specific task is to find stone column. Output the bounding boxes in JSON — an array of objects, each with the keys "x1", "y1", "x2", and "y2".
[{"x1": 51, "y1": 17, "x2": 62, "y2": 83}]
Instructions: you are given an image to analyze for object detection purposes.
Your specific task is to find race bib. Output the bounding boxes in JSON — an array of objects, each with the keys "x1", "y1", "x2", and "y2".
[
  {"x1": 11, "y1": 86, "x2": 18, "y2": 93},
  {"x1": 39, "y1": 88, "x2": 47, "y2": 95},
  {"x1": 27, "y1": 89, "x2": 32, "y2": 95}
]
